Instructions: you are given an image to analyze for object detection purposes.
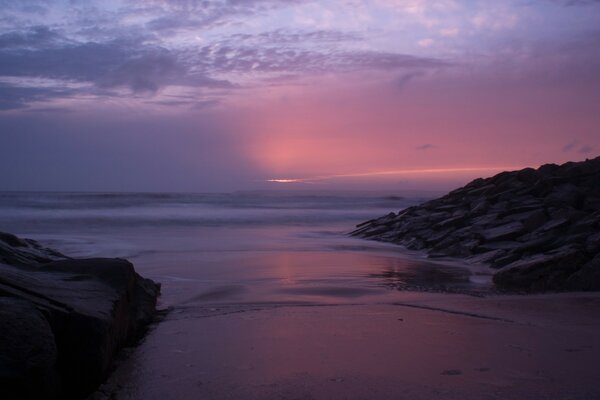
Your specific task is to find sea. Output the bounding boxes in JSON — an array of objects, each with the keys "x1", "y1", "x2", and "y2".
[{"x1": 0, "y1": 191, "x2": 492, "y2": 306}]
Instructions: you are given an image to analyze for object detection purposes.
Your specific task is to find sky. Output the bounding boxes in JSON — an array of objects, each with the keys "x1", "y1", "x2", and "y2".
[{"x1": 0, "y1": 0, "x2": 599, "y2": 192}]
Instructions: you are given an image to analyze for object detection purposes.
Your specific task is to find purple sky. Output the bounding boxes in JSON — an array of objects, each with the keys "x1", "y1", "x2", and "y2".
[{"x1": 1, "y1": 0, "x2": 599, "y2": 192}]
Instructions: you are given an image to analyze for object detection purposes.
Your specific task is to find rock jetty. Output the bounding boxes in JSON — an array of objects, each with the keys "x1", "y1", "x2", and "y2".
[
  {"x1": 351, "y1": 157, "x2": 600, "y2": 292},
  {"x1": 0, "y1": 232, "x2": 161, "y2": 400}
]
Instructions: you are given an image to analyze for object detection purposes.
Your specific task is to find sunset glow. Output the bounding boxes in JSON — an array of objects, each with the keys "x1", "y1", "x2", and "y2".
[
  {"x1": 267, "y1": 165, "x2": 527, "y2": 184},
  {"x1": 1, "y1": 0, "x2": 599, "y2": 191}
]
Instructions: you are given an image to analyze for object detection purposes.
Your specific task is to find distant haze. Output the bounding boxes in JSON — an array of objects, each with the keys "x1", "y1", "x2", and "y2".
[{"x1": 1, "y1": 0, "x2": 599, "y2": 192}]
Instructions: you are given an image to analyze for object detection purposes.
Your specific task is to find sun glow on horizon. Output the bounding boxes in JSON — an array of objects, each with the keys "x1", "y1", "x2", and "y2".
[{"x1": 266, "y1": 165, "x2": 527, "y2": 184}]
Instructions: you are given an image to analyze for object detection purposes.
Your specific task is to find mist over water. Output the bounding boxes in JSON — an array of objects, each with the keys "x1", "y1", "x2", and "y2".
[
  {"x1": 0, "y1": 191, "x2": 491, "y2": 304},
  {"x1": 0, "y1": 191, "x2": 419, "y2": 229}
]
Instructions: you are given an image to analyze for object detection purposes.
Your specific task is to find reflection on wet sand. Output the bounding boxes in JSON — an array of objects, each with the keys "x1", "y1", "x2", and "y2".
[{"x1": 370, "y1": 257, "x2": 492, "y2": 295}]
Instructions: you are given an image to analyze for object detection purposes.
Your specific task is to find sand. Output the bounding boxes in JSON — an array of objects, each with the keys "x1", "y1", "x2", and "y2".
[{"x1": 92, "y1": 291, "x2": 600, "y2": 400}]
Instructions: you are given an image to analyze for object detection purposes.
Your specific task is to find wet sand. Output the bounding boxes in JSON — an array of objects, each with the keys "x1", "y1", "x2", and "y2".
[
  {"x1": 48, "y1": 226, "x2": 596, "y2": 400},
  {"x1": 93, "y1": 290, "x2": 600, "y2": 399}
]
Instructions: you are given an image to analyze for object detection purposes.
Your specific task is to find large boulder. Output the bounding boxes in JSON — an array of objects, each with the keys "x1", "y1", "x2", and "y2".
[
  {"x1": 0, "y1": 232, "x2": 160, "y2": 400},
  {"x1": 351, "y1": 156, "x2": 600, "y2": 292}
]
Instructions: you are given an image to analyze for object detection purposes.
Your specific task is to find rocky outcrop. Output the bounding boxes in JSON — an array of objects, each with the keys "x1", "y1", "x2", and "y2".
[
  {"x1": 351, "y1": 157, "x2": 600, "y2": 292},
  {"x1": 0, "y1": 231, "x2": 67, "y2": 266},
  {"x1": 0, "y1": 232, "x2": 160, "y2": 400}
]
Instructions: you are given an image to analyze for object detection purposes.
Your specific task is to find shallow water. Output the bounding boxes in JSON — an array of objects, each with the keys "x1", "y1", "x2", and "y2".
[{"x1": 0, "y1": 191, "x2": 493, "y2": 305}]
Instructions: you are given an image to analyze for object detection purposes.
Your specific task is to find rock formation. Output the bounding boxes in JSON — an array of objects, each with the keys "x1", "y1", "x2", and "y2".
[
  {"x1": 0, "y1": 232, "x2": 160, "y2": 400},
  {"x1": 351, "y1": 157, "x2": 600, "y2": 292}
]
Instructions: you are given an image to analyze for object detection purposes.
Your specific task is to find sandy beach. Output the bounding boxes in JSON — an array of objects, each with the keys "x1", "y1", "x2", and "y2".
[{"x1": 94, "y1": 291, "x2": 600, "y2": 400}]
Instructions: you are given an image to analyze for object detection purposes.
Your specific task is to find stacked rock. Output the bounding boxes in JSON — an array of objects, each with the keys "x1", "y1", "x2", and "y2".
[{"x1": 351, "y1": 157, "x2": 600, "y2": 291}]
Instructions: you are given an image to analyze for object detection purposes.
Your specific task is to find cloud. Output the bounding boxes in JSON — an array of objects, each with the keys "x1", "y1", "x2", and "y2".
[
  {"x1": 0, "y1": 83, "x2": 76, "y2": 110},
  {"x1": 0, "y1": 26, "x2": 61, "y2": 49},
  {"x1": 562, "y1": 140, "x2": 577, "y2": 152},
  {"x1": 144, "y1": 0, "x2": 309, "y2": 32},
  {"x1": 224, "y1": 29, "x2": 363, "y2": 45},
  {"x1": 558, "y1": 0, "x2": 600, "y2": 5},
  {"x1": 395, "y1": 71, "x2": 424, "y2": 89},
  {"x1": 194, "y1": 43, "x2": 447, "y2": 76},
  {"x1": 416, "y1": 143, "x2": 435, "y2": 150},
  {"x1": 562, "y1": 140, "x2": 594, "y2": 155},
  {"x1": 0, "y1": 28, "x2": 234, "y2": 108}
]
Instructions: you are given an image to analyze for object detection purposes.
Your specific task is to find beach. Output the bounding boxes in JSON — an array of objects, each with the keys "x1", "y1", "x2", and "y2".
[
  {"x1": 95, "y1": 292, "x2": 600, "y2": 400},
  {"x1": 1, "y1": 192, "x2": 598, "y2": 399}
]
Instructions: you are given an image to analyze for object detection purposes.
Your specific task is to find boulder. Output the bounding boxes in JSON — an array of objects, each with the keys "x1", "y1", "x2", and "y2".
[
  {"x1": 0, "y1": 233, "x2": 160, "y2": 400},
  {"x1": 0, "y1": 298, "x2": 59, "y2": 399}
]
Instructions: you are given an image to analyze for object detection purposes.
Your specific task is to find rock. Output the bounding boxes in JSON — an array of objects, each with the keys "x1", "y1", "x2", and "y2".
[
  {"x1": 544, "y1": 183, "x2": 582, "y2": 208},
  {"x1": 435, "y1": 215, "x2": 467, "y2": 229},
  {"x1": 490, "y1": 252, "x2": 522, "y2": 269},
  {"x1": 0, "y1": 298, "x2": 59, "y2": 400},
  {"x1": 521, "y1": 209, "x2": 548, "y2": 231},
  {"x1": 538, "y1": 217, "x2": 570, "y2": 232},
  {"x1": 468, "y1": 249, "x2": 507, "y2": 264},
  {"x1": 0, "y1": 232, "x2": 160, "y2": 400},
  {"x1": 585, "y1": 232, "x2": 600, "y2": 254},
  {"x1": 492, "y1": 246, "x2": 587, "y2": 291},
  {"x1": 566, "y1": 254, "x2": 600, "y2": 291},
  {"x1": 0, "y1": 233, "x2": 67, "y2": 266},
  {"x1": 480, "y1": 222, "x2": 525, "y2": 242},
  {"x1": 478, "y1": 241, "x2": 521, "y2": 252},
  {"x1": 351, "y1": 156, "x2": 600, "y2": 291}
]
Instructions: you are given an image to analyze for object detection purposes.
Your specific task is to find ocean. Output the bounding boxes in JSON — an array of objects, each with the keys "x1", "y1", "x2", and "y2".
[{"x1": 0, "y1": 191, "x2": 491, "y2": 305}]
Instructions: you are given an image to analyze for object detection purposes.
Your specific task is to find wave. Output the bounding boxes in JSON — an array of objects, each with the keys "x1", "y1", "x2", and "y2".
[{"x1": 0, "y1": 191, "x2": 427, "y2": 232}]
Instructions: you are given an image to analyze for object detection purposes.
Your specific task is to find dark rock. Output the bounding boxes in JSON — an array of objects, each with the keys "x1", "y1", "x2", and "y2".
[
  {"x1": 521, "y1": 209, "x2": 548, "y2": 231},
  {"x1": 351, "y1": 156, "x2": 600, "y2": 292},
  {"x1": 583, "y1": 196, "x2": 600, "y2": 211},
  {"x1": 490, "y1": 252, "x2": 523, "y2": 269},
  {"x1": 480, "y1": 222, "x2": 525, "y2": 242},
  {"x1": 538, "y1": 217, "x2": 570, "y2": 232},
  {"x1": 478, "y1": 241, "x2": 521, "y2": 252},
  {"x1": 493, "y1": 246, "x2": 587, "y2": 291},
  {"x1": 470, "y1": 198, "x2": 489, "y2": 214},
  {"x1": 566, "y1": 254, "x2": 600, "y2": 291},
  {"x1": 471, "y1": 213, "x2": 501, "y2": 228},
  {"x1": 0, "y1": 233, "x2": 160, "y2": 400},
  {"x1": 435, "y1": 215, "x2": 467, "y2": 229},
  {"x1": 516, "y1": 167, "x2": 538, "y2": 183},
  {"x1": 544, "y1": 183, "x2": 583, "y2": 208},
  {"x1": 0, "y1": 298, "x2": 59, "y2": 400},
  {"x1": 468, "y1": 249, "x2": 507, "y2": 264},
  {"x1": 585, "y1": 232, "x2": 600, "y2": 254},
  {"x1": 0, "y1": 233, "x2": 67, "y2": 266}
]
